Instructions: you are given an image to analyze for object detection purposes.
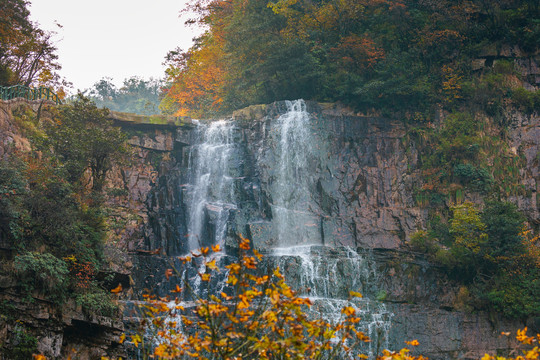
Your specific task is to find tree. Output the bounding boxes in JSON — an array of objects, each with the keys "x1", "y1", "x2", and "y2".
[
  {"x1": 42, "y1": 95, "x2": 128, "y2": 191},
  {"x1": 135, "y1": 238, "x2": 384, "y2": 359},
  {"x1": 0, "y1": 0, "x2": 62, "y2": 87},
  {"x1": 88, "y1": 76, "x2": 164, "y2": 115}
]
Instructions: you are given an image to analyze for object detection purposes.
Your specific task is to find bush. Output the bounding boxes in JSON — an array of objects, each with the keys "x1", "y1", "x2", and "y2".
[
  {"x1": 3, "y1": 325, "x2": 37, "y2": 360},
  {"x1": 428, "y1": 201, "x2": 540, "y2": 319},
  {"x1": 408, "y1": 230, "x2": 440, "y2": 255},
  {"x1": 453, "y1": 163, "x2": 494, "y2": 193},
  {"x1": 13, "y1": 252, "x2": 69, "y2": 303},
  {"x1": 511, "y1": 87, "x2": 540, "y2": 113},
  {"x1": 75, "y1": 289, "x2": 118, "y2": 317}
]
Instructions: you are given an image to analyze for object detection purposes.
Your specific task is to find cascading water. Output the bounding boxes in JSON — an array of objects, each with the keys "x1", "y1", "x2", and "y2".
[
  {"x1": 186, "y1": 120, "x2": 237, "y2": 251},
  {"x1": 263, "y1": 100, "x2": 392, "y2": 357},
  {"x1": 267, "y1": 246, "x2": 393, "y2": 357},
  {"x1": 170, "y1": 101, "x2": 392, "y2": 358},
  {"x1": 271, "y1": 100, "x2": 320, "y2": 246}
]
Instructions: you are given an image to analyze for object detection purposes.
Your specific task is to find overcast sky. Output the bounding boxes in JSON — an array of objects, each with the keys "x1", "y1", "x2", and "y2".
[{"x1": 29, "y1": 0, "x2": 201, "y2": 92}]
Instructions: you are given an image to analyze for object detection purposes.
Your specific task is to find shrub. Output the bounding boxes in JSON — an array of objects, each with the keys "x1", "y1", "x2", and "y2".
[
  {"x1": 408, "y1": 230, "x2": 440, "y2": 255},
  {"x1": 13, "y1": 252, "x2": 69, "y2": 303},
  {"x1": 75, "y1": 289, "x2": 118, "y2": 317},
  {"x1": 511, "y1": 88, "x2": 540, "y2": 113},
  {"x1": 453, "y1": 163, "x2": 494, "y2": 193},
  {"x1": 428, "y1": 201, "x2": 540, "y2": 319},
  {"x1": 134, "y1": 238, "x2": 386, "y2": 359},
  {"x1": 3, "y1": 325, "x2": 37, "y2": 360}
]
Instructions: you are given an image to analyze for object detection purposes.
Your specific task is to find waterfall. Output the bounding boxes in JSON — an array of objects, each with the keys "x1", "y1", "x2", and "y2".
[
  {"x1": 266, "y1": 100, "x2": 392, "y2": 357},
  {"x1": 271, "y1": 99, "x2": 320, "y2": 247},
  {"x1": 186, "y1": 120, "x2": 237, "y2": 251},
  {"x1": 268, "y1": 246, "x2": 393, "y2": 357},
  {"x1": 172, "y1": 101, "x2": 392, "y2": 358}
]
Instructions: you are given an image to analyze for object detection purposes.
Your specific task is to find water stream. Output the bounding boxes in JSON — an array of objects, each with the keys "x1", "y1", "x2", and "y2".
[
  {"x1": 174, "y1": 100, "x2": 392, "y2": 357},
  {"x1": 186, "y1": 120, "x2": 237, "y2": 251}
]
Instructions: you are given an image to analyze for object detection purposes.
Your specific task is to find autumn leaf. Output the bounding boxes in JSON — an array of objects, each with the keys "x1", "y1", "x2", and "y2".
[
  {"x1": 405, "y1": 339, "x2": 420, "y2": 346},
  {"x1": 206, "y1": 259, "x2": 218, "y2": 270},
  {"x1": 110, "y1": 283, "x2": 123, "y2": 293}
]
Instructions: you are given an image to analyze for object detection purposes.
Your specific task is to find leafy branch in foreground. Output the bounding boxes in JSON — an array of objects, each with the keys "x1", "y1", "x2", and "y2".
[
  {"x1": 124, "y1": 235, "x2": 540, "y2": 360},
  {"x1": 133, "y1": 236, "x2": 382, "y2": 359}
]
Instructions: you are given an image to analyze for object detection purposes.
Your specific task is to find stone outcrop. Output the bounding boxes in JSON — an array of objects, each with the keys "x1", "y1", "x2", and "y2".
[{"x1": 0, "y1": 280, "x2": 125, "y2": 359}]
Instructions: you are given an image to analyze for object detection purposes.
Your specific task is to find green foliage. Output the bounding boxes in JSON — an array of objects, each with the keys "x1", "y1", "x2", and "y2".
[
  {"x1": 453, "y1": 163, "x2": 493, "y2": 193},
  {"x1": 511, "y1": 87, "x2": 540, "y2": 113},
  {"x1": 3, "y1": 324, "x2": 38, "y2": 360},
  {"x1": 481, "y1": 201, "x2": 526, "y2": 265},
  {"x1": 0, "y1": 97, "x2": 128, "y2": 318},
  {"x1": 0, "y1": 159, "x2": 27, "y2": 242},
  {"x1": 0, "y1": 300, "x2": 16, "y2": 322},
  {"x1": 42, "y1": 94, "x2": 128, "y2": 191},
  {"x1": 87, "y1": 76, "x2": 164, "y2": 115},
  {"x1": 75, "y1": 289, "x2": 118, "y2": 317},
  {"x1": 483, "y1": 270, "x2": 540, "y2": 320},
  {"x1": 162, "y1": 0, "x2": 539, "y2": 117},
  {"x1": 408, "y1": 230, "x2": 439, "y2": 255},
  {"x1": 422, "y1": 112, "x2": 481, "y2": 170},
  {"x1": 411, "y1": 201, "x2": 540, "y2": 319},
  {"x1": 14, "y1": 252, "x2": 69, "y2": 303}
]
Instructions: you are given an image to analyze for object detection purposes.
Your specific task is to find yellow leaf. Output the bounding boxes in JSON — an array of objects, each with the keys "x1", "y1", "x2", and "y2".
[
  {"x1": 132, "y1": 334, "x2": 142, "y2": 348},
  {"x1": 206, "y1": 259, "x2": 218, "y2": 270},
  {"x1": 405, "y1": 339, "x2": 420, "y2": 346}
]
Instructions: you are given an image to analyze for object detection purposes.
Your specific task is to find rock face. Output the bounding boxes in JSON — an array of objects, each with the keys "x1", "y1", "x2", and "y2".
[
  {"x1": 122, "y1": 100, "x2": 536, "y2": 359},
  {"x1": 0, "y1": 281, "x2": 125, "y2": 359},
  {"x1": 1, "y1": 97, "x2": 538, "y2": 359},
  {"x1": 0, "y1": 98, "x2": 44, "y2": 158},
  {"x1": 118, "y1": 99, "x2": 539, "y2": 256}
]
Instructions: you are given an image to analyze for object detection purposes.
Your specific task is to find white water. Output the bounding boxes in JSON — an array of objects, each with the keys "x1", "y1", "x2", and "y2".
[
  {"x1": 186, "y1": 120, "x2": 237, "y2": 251},
  {"x1": 178, "y1": 101, "x2": 393, "y2": 358},
  {"x1": 271, "y1": 245, "x2": 393, "y2": 357},
  {"x1": 271, "y1": 100, "x2": 319, "y2": 246}
]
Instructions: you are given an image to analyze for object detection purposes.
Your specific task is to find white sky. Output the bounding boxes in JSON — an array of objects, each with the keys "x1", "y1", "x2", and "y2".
[{"x1": 29, "y1": 0, "x2": 201, "y2": 92}]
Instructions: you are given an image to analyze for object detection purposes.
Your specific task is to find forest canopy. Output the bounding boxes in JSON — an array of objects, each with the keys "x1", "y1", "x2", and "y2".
[{"x1": 160, "y1": 0, "x2": 540, "y2": 118}]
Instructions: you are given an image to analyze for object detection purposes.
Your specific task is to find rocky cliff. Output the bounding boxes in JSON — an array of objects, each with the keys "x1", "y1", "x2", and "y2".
[
  {"x1": 0, "y1": 99, "x2": 126, "y2": 359},
  {"x1": 0, "y1": 95, "x2": 538, "y2": 359},
  {"x1": 118, "y1": 100, "x2": 537, "y2": 359}
]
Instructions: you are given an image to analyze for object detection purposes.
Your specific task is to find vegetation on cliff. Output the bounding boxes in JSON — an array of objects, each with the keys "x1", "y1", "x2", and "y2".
[
  {"x1": 160, "y1": 0, "x2": 539, "y2": 118},
  {"x1": 411, "y1": 201, "x2": 540, "y2": 320},
  {"x1": 0, "y1": 97, "x2": 126, "y2": 356}
]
